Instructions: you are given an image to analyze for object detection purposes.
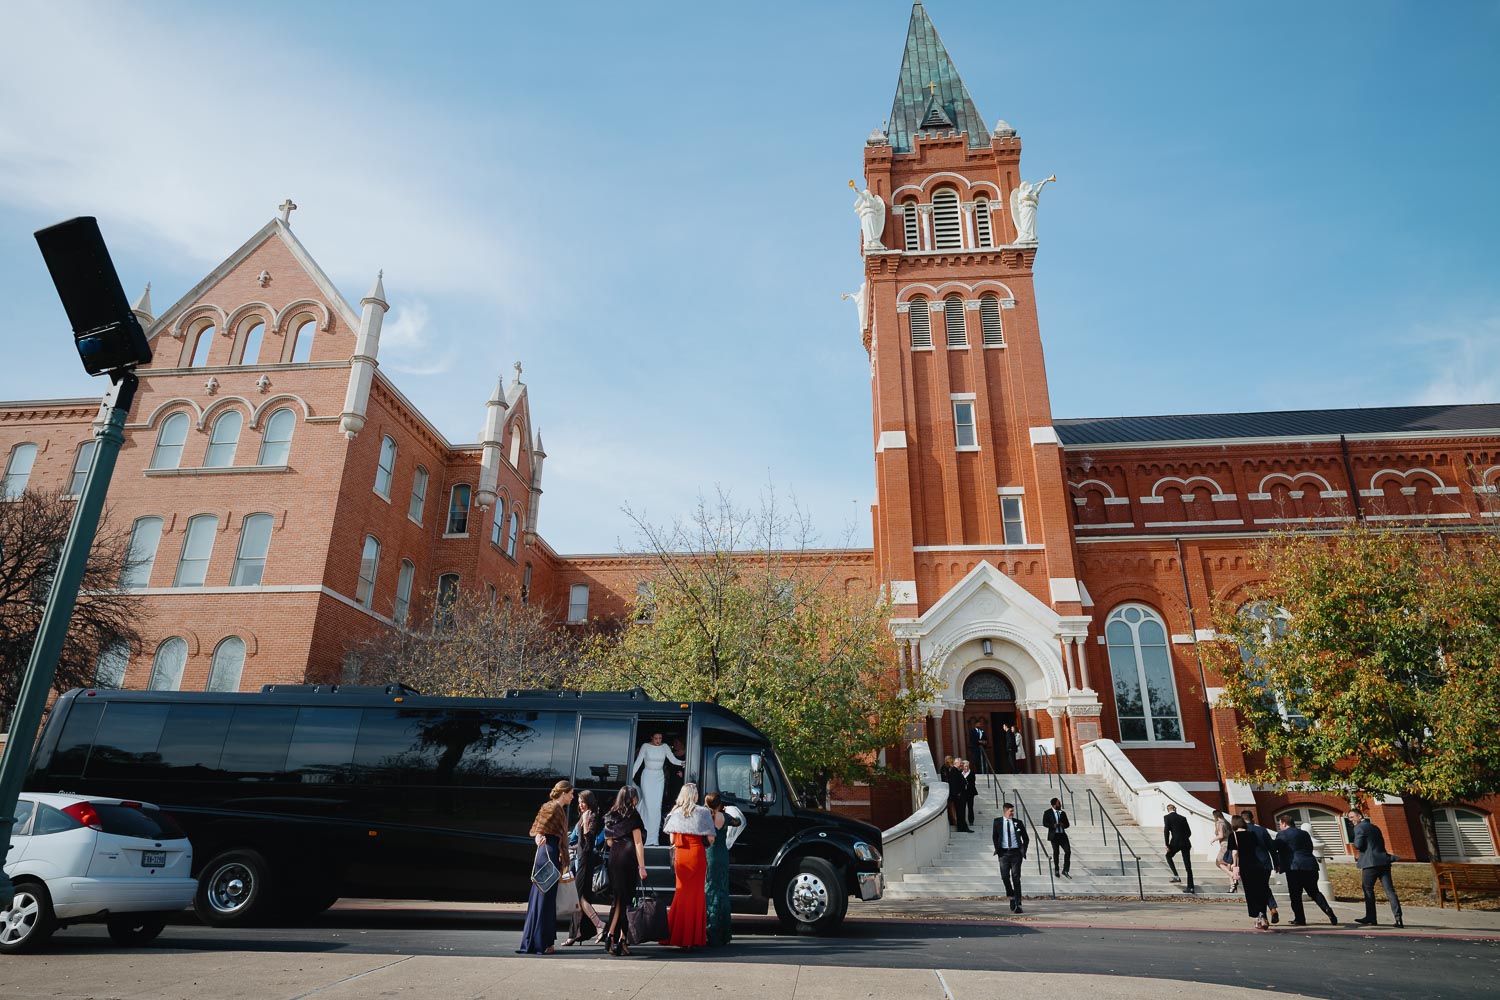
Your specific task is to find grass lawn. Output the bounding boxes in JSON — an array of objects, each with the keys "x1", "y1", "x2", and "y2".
[{"x1": 1325, "y1": 862, "x2": 1500, "y2": 911}]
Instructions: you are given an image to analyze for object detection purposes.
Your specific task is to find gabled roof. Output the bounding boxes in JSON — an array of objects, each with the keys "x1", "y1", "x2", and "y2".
[
  {"x1": 148, "y1": 218, "x2": 360, "y2": 340},
  {"x1": 1055, "y1": 402, "x2": 1500, "y2": 448},
  {"x1": 888, "y1": 2, "x2": 990, "y2": 153}
]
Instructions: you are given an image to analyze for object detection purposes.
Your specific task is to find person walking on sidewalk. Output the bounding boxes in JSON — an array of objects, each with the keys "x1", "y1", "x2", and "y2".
[
  {"x1": 1163, "y1": 804, "x2": 1194, "y2": 893},
  {"x1": 1212, "y1": 809, "x2": 1238, "y2": 893},
  {"x1": 1241, "y1": 810, "x2": 1281, "y2": 923},
  {"x1": 1229, "y1": 815, "x2": 1272, "y2": 931},
  {"x1": 1348, "y1": 808, "x2": 1404, "y2": 928},
  {"x1": 1043, "y1": 797, "x2": 1071, "y2": 878},
  {"x1": 602, "y1": 786, "x2": 648, "y2": 956},
  {"x1": 1274, "y1": 816, "x2": 1339, "y2": 926},
  {"x1": 562, "y1": 789, "x2": 607, "y2": 946},
  {"x1": 992, "y1": 802, "x2": 1030, "y2": 913}
]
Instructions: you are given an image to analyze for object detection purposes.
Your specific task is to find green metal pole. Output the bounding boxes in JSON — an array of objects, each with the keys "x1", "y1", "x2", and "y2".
[{"x1": 0, "y1": 371, "x2": 137, "y2": 911}]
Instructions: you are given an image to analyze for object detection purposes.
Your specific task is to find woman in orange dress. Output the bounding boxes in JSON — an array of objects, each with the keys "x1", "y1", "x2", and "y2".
[{"x1": 660, "y1": 782, "x2": 715, "y2": 949}]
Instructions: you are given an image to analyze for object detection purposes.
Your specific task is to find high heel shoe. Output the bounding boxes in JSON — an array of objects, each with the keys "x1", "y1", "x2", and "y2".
[{"x1": 1394, "y1": 917, "x2": 1404, "y2": 928}]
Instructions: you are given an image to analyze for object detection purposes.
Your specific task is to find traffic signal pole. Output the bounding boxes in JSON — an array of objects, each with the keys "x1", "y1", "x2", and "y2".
[{"x1": 0, "y1": 370, "x2": 138, "y2": 910}]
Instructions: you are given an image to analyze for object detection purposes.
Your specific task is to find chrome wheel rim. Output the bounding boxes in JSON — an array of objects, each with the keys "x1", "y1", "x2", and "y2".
[
  {"x1": 207, "y1": 862, "x2": 255, "y2": 914},
  {"x1": 0, "y1": 890, "x2": 40, "y2": 945},
  {"x1": 787, "y1": 871, "x2": 829, "y2": 923}
]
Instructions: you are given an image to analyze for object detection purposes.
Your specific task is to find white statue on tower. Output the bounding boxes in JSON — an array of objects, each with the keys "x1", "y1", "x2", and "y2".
[
  {"x1": 849, "y1": 179, "x2": 887, "y2": 251},
  {"x1": 1008, "y1": 174, "x2": 1056, "y2": 244},
  {"x1": 841, "y1": 280, "x2": 870, "y2": 333}
]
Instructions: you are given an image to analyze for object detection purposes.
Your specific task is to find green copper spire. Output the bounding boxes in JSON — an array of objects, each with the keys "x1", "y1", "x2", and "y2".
[{"x1": 887, "y1": 2, "x2": 989, "y2": 153}]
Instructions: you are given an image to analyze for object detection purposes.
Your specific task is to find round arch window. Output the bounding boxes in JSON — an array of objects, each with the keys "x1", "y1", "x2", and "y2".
[{"x1": 962, "y1": 670, "x2": 1015, "y2": 701}]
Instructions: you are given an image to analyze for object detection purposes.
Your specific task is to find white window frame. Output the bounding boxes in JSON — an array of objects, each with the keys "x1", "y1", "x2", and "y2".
[
  {"x1": 1104, "y1": 603, "x2": 1185, "y2": 743},
  {"x1": 567, "y1": 583, "x2": 590, "y2": 624},
  {"x1": 120, "y1": 515, "x2": 164, "y2": 588},
  {"x1": 1, "y1": 442, "x2": 38, "y2": 497},
  {"x1": 356, "y1": 535, "x2": 381, "y2": 607},
  {"x1": 257, "y1": 407, "x2": 295, "y2": 466},
  {"x1": 1000, "y1": 496, "x2": 1026, "y2": 544},
  {"x1": 289, "y1": 319, "x2": 316, "y2": 364},
  {"x1": 66, "y1": 440, "x2": 97, "y2": 496},
  {"x1": 952, "y1": 399, "x2": 978, "y2": 451},
  {"x1": 230, "y1": 512, "x2": 274, "y2": 587},
  {"x1": 188, "y1": 323, "x2": 215, "y2": 368},
  {"x1": 203, "y1": 410, "x2": 243, "y2": 468},
  {"x1": 93, "y1": 639, "x2": 130, "y2": 688},
  {"x1": 374, "y1": 435, "x2": 397, "y2": 499},
  {"x1": 507, "y1": 509, "x2": 520, "y2": 557},
  {"x1": 408, "y1": 465, "x2": 429, "y2": 524},
  {"x1": 174, "y1": 514, "x2": 218, "y2": 587},
  {"x1": 394, "y1": 559, "x2": 416, "y2": 624},
  {"x1": 1433, "y1": 807, "x2": 1498, "y2": 860},
  {"x1": 150, "y1": 413, "x2": 190, "y2": 470},
  {"x1": 238, "y1": 320, "x2": 265, "y2": 366}
]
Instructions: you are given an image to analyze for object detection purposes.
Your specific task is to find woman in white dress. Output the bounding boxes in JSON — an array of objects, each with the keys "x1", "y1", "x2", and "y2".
[{"x1": 631, "y1": 732, "x2": 685, "y2": 846}]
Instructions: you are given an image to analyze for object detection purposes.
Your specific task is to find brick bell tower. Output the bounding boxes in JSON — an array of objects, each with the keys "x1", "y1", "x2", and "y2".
[{"x1": 860, "y1": 3, "x2": 1098, "y2": 770}]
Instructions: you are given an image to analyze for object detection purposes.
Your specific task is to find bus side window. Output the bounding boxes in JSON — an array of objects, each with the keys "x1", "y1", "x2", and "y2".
[
  {"x1": 286, "y1": 708, "x2": 361, "y2": 784},
  {"x1": 471, "y1": 711, "x2": 563, "y2": 787},
  {"x1": 157, "y1": 704, "x2": 234, "y2": 777},
  {"x1": 86, "y1": 703, "x2": 171, "y2": 780},
  {"x1": 715, "y1": 752, "x2": 753, "y2": 803},
  {"x1": 47, "y1": 699, "x2": 106, "y2": 780},
  {"x1": 220, "y1": 706, "x2": 297, "y2": 780}
]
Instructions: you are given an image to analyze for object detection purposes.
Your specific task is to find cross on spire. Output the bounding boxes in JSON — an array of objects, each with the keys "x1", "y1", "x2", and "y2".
[
  {"x1": 926, "y1": 80, "x2": 938, "y2": 97},
  {"x1": 278, "y1": 199, "x2": 298, "y2": 224}
]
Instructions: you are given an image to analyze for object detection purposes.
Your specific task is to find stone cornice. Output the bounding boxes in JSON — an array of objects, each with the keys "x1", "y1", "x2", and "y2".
[{"x1": 0, "y1": 402, "x2": 97, "y2": 423}]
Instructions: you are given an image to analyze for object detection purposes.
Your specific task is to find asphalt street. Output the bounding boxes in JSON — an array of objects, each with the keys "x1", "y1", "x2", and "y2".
[{"x1": 33, "y1": 909, "x2": 1500, "y2": 1000}]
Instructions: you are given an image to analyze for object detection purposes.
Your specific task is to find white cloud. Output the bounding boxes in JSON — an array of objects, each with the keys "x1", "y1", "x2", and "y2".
[
  {"x1": 379, "y1": 301, "x2": 456, "y2": 376},
  {"x1": 1409, "y1": 314, "x2": 1500, "y2": 406}
]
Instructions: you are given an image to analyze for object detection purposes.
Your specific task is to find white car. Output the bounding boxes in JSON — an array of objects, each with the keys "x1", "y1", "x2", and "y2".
[{"x1": 2, "y1": 793, "x2": 195, "y2": 952}]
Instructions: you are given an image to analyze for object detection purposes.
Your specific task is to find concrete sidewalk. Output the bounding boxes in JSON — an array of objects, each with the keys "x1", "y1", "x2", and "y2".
[{"x1": 0, "y1": 952, "x2": 1324, "y2": 1000}]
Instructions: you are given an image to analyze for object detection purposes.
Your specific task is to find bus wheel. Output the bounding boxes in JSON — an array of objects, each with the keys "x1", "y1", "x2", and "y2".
[
  {"x1": 195, "y1": 849, "x2": 274, "y2": 927},
  {"x1": 772, "y1": 857, "x2": 847, "y2": 935}
]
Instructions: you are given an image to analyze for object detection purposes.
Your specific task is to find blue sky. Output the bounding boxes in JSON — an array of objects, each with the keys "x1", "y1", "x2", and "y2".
[{"x1": 2, "y1": 2, "x2": 1497, "y2": 553}]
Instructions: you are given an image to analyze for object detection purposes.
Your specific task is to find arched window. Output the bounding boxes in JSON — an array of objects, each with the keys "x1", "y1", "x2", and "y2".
[
  {"x1": 231, "y1": 513, "x2": 273, "y2": 586},
  {"x1": 436, "y1": 572, "x2": 460, "y2": 628},
  {"x1": 509, "y1": 426, "x2": 523, "y2": 468},
  {"x1": 1433, "y1": 807, "x2": 1498, "y2": 860},
  {"x1": 189, "y1": 324, "x2": 215, "y2": 367},
  {"x1": 257, "y1": 407, "x2": 296, "y2": 466},
  {"x1": 148, "y1": 636, "x2": 188, "y2": 691},
  {"x1": 902, "y1": 199, "x2": 920, "y2": 250},
  {"x1": 204, "y1": 410, "x2": 242, "y2": 467},
  {"x1": 974, "y1": 196, "x2": 993, "y2": 247},
  {"x1": 374, "y1": 435, "x2": 397, "y2": 498},
  {"x1": 980, "y1": 294, "x2": 1005, "y2": 346},
  {"x1": 507, "y1": 509, "x2": 520, "y2": 557},
  {"x1": 206, "y1": 636, "x2": 246, "y2": 693},
  {"x1": 931, "y1": 188, "x2": 962, "y2": 249},
  {"x1": 94, "y1": 639, "x2": 130, "y2": 688},
  {"x1": 66, "y1": 440, "x2": 97, "y2": 496},
  {"x1": 2, "y1": 442, "x2": 38, "y2": 497},
  {"x1": 1104, "y1": 603, "x2": 1184, "y2": 742},
  {"x1": 1236, "y1": 603, "x2": 1305, "y2": 726},
  {"x1": 944, "y1": 295, "x2": 967, "y2": 347},
  {"x1": 1275, "y1": 806, "x2": 1352, "y2": 853},
  {"x1": 174, "y1": 513, "x2": 218, "y2": 587},
  {"x1": 394, "y1": 559, "x2": 416, "y2": 624},
  {"x1": 962, "y1": 670, "x2": 1015, "y2": 701},
  {"x1": 909, "y1": 297, "x2": 932, "y2": 349},
  {"x1": 408, "y1": 466, "x2": 429, "y2": 523},
  {"x1": 289, "y1": 318, "x2": 316, "y2": 363},
  {"x1": 356, "y1": 535, "x2": 381, "y2": 607},
  {"x1": 447, "y1": 484, "x2": 471, "y2": 534},
  {"x1": 120, "y1": 516, "x2": 163, "y2": 588},
  {"x1": 239, "y1": 321, "x2": 265, "y2": 365},
  {"x1": 150, "y1": 412, "x2": 191, "y2": 470}
]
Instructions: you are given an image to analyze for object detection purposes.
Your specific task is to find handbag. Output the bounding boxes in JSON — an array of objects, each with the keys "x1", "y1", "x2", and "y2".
[
  {"x1": 530, "y1": 845, "x2": 560, "y2": 894},
  {"x1": 626, "y1": 886, "x2": 669, "y2": 944},
  {"x1": 555, "y1": 870, "x2": 579, "y2": 915},
  {"x1": 592, "y1": 860, "x2": 611, "y2": 896}
]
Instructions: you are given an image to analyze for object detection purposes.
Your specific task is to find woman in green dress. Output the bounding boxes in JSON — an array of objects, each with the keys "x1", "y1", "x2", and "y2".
[{"x1": 703, "y1": 792, "x2": 740, "y2": 946}]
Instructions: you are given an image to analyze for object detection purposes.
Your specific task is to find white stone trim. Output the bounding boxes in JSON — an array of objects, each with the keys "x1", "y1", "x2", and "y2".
[
  {"x1": 1177, "y1": 782, "x2": 1221, "y2": 792},
  {"x1": 890, "y1": 580, "x2": 918, "y2": 604},
  {"x1": 1171, "y1": 634, "x2": 1195, "y2": 644},
  {"x1": 996, "y1": 486, "x2": 1025, "y2": 495},
  {"x1": 1194, "y1": 628, "x2": 1217, "y2": 641},
  {"x1": 877, "y1": 430, "x2": 908, "y2": 452},
  {"x1": 1062, "y1": 428, "x2": 1500, "y2": 451},
  {"x1": 1118, "y1": 740, "x2": 1196, "y2": 750},
  {"x1": 1366, "y1": 512, "x2": 1470, "y2": 521},
  {"x1": 1138, "y1": 496, "x2": 1165, "y2": 504},
  {"x1": 1103, "y1": 497, "x2": 1131, "y2": 505},
  {"x1": 950, "y1": 392, "x2": 977, "y2": 400},
  {"x1": 1076, "y1": 522, "x2": 1135, "y2": 529},
  {"x1": 912, "y1": 543, "x2": 1044, "y2": 552},
  {"x1": 1048, "y1": 578, "x2": 1081, "y2": 603},
  {"x1": 1029, "y1": 426, "x2": 1059, "y2": 445},
  {"x1": 1205, "y1": 686, "x2": 1226, "y2": 707},
  {"x1": 1143, "y1": 518, "x2": 1246, "y2": 527}
]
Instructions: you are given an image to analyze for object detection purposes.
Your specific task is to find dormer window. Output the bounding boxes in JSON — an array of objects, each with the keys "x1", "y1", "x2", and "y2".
[{"x1": 932, "y1": 188, "x2": 961, "y2": 249}]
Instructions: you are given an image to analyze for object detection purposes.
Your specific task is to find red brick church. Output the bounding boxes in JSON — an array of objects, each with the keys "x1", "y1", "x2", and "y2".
[{"x1": 3, "y1": 3, "x2": 1494, "y2": 861}]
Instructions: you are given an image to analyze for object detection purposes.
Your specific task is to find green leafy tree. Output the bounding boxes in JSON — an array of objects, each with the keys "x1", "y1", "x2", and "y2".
[
  {"x1": 1205, "y1": 523, "x2": 1500, "y2": 861},
  {"x1": 582, "y1": 488, "x2": 937, "y2": 807}
]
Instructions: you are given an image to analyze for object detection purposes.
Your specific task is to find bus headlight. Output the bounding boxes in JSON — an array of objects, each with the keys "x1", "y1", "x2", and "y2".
[{"x1": 853, "y1": 841, "x2": 881, "y2": 863}]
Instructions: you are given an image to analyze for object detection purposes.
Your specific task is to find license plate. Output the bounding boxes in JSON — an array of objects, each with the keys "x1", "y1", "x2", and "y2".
[{"x1": 141, "y1": 851, "x2": 166, "y2": 868}]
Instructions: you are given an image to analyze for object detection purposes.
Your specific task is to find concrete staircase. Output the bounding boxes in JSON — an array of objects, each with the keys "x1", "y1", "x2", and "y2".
[{"x1": 884, "y1": 772, "x2": 1234, "y2": 900}]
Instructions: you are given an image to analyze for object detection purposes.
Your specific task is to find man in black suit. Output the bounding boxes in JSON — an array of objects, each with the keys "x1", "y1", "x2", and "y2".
[
  {"x1": 960, "y1": 759, "x2": 978, "y2": 828},
  {"x1": 1348, "y1": 808, "x2": 1403, "y2": 927},
  {"x1": 1163, "y1": 804, "x2": 1195, "y2": 893},
  {"x1": 1042, "y1": 796, "x2": 1072, "y2": 878},
  {"x1": 992, "y1": 801, "x2": 1030, "y2": 913},
  {"x1": 968, "y1": 721, "x2": 988, "y2": 775},
  {"x1": 1275, "y1": 816, "x2": 1339, "y2": 926},
  {"x1": 1004, "y1": 725, "x2": 1020, "y2": 773},
  {"x1": 945, "y1": 760, "x2": 970, "y2": 832}
]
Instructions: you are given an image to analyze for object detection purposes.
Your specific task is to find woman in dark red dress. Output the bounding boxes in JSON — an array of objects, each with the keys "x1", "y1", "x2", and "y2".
[{"x1": 661, "y1": 782, "x2": 715, "y2": 950}]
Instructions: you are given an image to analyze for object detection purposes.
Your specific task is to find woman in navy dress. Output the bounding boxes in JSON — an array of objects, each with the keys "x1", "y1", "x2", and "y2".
[{"x1": 517, "y1": 780, "x2": 574, "y2": 954}]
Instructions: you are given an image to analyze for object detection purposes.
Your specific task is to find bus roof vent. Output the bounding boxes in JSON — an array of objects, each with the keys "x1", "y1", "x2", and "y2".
[
  {"x1": 502, "y1": 688, "x2": 650, "y2": 700},
  {"x1": 260, "y1": 683, "x2": 423, "y2": 697}
]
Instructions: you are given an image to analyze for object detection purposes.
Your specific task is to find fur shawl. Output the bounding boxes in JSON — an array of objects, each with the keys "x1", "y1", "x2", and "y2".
[
  {"x1": 530, "y1": 800, "x2": 571, "y2": 871},
  {"x1": 662, "y1": 804, "x2": 716, "y2": 837}
]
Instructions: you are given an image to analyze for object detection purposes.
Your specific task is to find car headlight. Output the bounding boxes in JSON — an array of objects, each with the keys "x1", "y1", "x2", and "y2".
[{"x1": 853, "y1": 841, "x2": 881, "y2": 863}]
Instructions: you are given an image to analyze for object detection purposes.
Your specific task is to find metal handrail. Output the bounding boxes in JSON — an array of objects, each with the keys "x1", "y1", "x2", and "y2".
[
  {"x1": 1035, "y1": 749, "x2": 1077, "y2": 820},
  {"x1": 1085, "y1": 786, "x2": 1145, "y2": 899},
  {"x1": 1003, "y1": 789, "x2": 1057, "y2": 900}
]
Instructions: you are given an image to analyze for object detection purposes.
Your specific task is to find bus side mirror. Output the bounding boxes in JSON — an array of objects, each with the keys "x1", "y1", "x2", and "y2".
[{"x1": 750, "y1": 752, "x2": 774, "y2": 808}]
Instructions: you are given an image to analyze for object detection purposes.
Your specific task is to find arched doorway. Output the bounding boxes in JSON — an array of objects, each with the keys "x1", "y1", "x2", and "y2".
[{"x1": 962, "y1": 669, "x2": 1021, "y2": 774}]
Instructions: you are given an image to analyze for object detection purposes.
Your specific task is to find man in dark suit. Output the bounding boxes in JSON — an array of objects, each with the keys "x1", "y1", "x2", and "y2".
[
  {"x1": 1042, "y1": 796, "x2": 1072, "y2": 878},
  {"x1": 945, "y1": 760, "x2": 970, "y2": 832},
  {"x1": 1348, "y1": 808, "x2": 1403, "y2": 927},
  {"x1": 1275, "y1": 816, "x2": 1339, "y2": 926},
  {"x1": 1163, "y1": 804, "x2": 1195, "y2": 893},
  {"x1": 960, "y1": 760, "x2": 978, "y2": 828},
  {"x1": 968, "y1": 721, "x2": 988, "y2": 775},
  {"x1": 992, "y1": 802, "x2": 1030, "y2": 913},
  {"x1": 1240, "y1": 809, "x2": 1280, "y2": 921}
]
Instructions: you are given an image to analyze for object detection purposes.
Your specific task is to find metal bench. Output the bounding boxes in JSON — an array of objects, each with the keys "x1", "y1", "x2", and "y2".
[{"x1": 1433, "y1": 862, "x2": 1500, "y2": 910}]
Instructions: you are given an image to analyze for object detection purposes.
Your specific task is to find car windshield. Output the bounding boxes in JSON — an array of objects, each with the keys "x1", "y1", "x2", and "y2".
[{"x1": 92, "y1": 803, "x2": 185, "y2": 840}]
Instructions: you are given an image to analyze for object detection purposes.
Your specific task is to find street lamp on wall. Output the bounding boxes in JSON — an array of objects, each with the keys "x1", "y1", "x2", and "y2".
[{"x1": 982, "y1": 638, "x2": 993, "y2": 657}]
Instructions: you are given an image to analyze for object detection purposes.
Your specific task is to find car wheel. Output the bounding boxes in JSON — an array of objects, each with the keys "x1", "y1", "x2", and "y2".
[
  {"x1": 106, "y1": 913, "x2": 167, "y2": 946},
  {"x1": 195, "y1": 849, "x2": 274, "y2": 927},
  {"x1": 772, "y1": 856, "x2": 847, "y2": 935},
  {"x1": 0, "y1": 880, "x2": 57, "y2": 954}
]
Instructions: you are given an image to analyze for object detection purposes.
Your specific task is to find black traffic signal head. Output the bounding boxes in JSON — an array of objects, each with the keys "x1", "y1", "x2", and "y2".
[{"x1": 34, "y1": 217, "x2": 152, "y2": 376}]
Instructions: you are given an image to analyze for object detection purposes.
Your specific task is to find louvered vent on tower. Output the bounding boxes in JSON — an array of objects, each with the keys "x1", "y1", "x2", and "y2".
[
  {"x1": 945, "y1": 296, "x2": 966, "y2": 347},
  {"x1": 903, "y1": 201, "x2": 920, "y2": 251},
  {"x1": 974, "y1": 198, "x2": 993, "y2": 247},
  {"x1": 909, "y1": 298, "x2": 932, "y2": 348},
  {"x1": 980, "y1": 295, "x2": 1004, "y2": 346},
  {"x1": 932, "y1": 189, "x2": 961, "y2": 249}
]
